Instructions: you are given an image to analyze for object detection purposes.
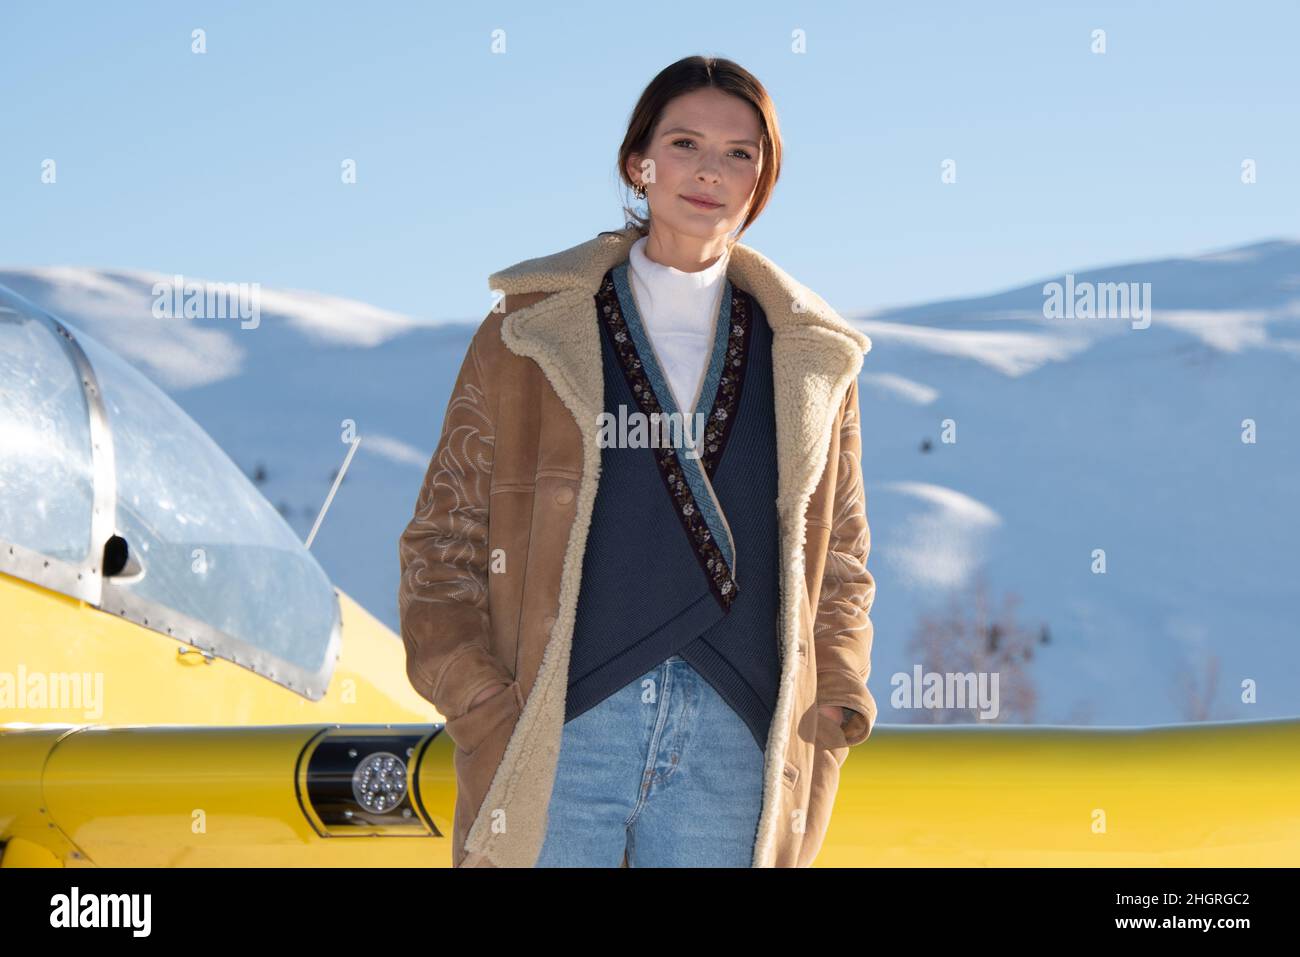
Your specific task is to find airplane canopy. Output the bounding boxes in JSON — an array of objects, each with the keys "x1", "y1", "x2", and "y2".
[{"x1": 0, "y1": 284, "x2": 340, "y2": 699}]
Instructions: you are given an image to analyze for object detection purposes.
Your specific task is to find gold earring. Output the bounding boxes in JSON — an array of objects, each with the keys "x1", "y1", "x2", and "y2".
[{"x1": 633, "y1": 180, "x2": 647, "y2": 200}]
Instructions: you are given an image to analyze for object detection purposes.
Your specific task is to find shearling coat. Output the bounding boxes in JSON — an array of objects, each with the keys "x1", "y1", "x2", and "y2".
[{"x1": 398, "y1": 225, "x2": 878, "y2": 867}]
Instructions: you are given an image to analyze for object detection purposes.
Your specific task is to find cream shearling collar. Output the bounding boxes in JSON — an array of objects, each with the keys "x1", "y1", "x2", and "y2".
[{"x1": 486, "y1": 224, "x2": 870, "y2": 526}]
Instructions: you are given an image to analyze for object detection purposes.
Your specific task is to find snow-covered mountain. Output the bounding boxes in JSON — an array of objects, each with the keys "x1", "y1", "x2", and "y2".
[{"x1": 5, "y1": 237, "x2": 1298, "y2": 728}]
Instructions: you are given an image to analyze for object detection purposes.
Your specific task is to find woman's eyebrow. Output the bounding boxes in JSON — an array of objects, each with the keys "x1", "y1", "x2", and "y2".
[{"x1": 660, "y1": 126, "x2": 759, "y2": 148}]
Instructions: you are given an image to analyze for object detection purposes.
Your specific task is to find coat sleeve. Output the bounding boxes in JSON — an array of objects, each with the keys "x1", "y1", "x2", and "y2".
[
  {"x1": 398, "y1": 323, "x2": 514, "y2": 721},
  {"x1": 813, "y1": 376, "x2": 879, "y2": 746}
]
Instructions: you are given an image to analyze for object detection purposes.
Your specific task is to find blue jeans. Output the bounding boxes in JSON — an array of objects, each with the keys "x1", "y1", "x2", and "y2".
[{"x1": 536, "y1": 654, "x2": 765, "y2": 867}]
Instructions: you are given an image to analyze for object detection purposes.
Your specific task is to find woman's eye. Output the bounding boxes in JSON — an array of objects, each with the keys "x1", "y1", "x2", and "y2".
[{"x1": 672, "y1": 138, "x2": 752, "y2": 161}]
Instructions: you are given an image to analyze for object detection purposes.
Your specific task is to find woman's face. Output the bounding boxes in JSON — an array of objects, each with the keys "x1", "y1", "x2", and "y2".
[{"x1": 627, "y1": 87, "x2": 763, "y2": 245}]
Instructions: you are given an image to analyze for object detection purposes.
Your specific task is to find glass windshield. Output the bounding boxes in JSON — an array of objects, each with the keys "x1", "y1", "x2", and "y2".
[
  {"x1": 75, "y1": 329, "x2": 339, "y2": 674},
  {"x1": 0, "y1": 283, "x2": 338, "y2": 680},
  {"x1": 0, "y1": 290, "x2": 95, "y2": 562}
]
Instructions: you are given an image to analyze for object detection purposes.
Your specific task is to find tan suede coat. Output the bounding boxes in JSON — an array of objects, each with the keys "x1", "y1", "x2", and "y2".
[{"x1": 398, "y1": 225, "x2": 878, "y2": 867}]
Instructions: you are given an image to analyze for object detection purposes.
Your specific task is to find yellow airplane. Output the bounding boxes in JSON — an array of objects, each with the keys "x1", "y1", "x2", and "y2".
[
  {"x1": 0, "y1": 284, "x2": 455, "y2": 867},
  {"x1": 2, "y1": 284, "x2": 1297, "y2": 868}
]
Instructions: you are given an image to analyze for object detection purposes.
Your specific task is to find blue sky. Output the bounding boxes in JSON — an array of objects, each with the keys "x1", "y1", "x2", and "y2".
[{"x1": 3, "y1": 0, "x2": 1296, "y2": 323}]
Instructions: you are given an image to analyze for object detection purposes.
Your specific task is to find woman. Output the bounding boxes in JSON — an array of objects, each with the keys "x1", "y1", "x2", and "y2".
[{"x1": 398, "y1": 55, "x2": 878, "y2": 868}]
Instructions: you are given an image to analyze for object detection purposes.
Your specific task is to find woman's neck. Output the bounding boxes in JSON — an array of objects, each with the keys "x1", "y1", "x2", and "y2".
[{"x1": 640, "y1": 227, "x2": 731, "y2": 274}]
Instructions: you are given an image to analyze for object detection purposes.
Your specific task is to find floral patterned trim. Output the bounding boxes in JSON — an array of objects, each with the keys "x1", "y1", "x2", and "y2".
[
  {"x1": 594, "y1": 265, "x2": 754, "y2": 612},
  {"x1": 608, "y1": 263, "x2": 735, "y2": 579},
  {"x1": 696, "y1": 279, "x2": 753, "y2": 479}
]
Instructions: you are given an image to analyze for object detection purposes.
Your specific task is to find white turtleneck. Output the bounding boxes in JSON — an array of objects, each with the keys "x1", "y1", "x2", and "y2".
[{"x1": 626, "y1": 234, "x2": 731, "y2": 415}]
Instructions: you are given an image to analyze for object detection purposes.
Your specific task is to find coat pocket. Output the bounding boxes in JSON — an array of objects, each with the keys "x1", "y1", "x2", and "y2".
[
  {"x1": 814, "y1": 709, "x2": 851, "y2": 768},
  {"x1": 444, "y1": 680, "x2": 523, "y2": 756},
  {"x1": 798, "y1": 712, "x2": 851, "y2": 866},
  {"x1": 448, "y1": 680, "x2": 524, "y2": 866}
]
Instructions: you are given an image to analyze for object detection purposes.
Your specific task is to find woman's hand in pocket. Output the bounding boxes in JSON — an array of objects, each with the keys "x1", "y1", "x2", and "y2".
[
  {"x1": 817, "y1": 703, "x2": 848, "y2": 727},
  {"x1": 470, "y1": 682, "x2": 512, "y2": 710}
]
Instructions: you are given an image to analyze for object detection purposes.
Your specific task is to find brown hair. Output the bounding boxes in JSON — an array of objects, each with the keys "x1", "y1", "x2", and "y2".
[{"x1": 616, "y1": 55, "x2": 782, "y2": 245}]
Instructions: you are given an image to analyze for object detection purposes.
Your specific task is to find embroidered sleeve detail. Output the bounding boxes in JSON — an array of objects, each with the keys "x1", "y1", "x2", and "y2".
[
  {"x1": 398, "y1": 332, "x2": 513, "y2": 718},
  {"x1": 400, "y1": 352, "x2": 493, "y2": 613}
]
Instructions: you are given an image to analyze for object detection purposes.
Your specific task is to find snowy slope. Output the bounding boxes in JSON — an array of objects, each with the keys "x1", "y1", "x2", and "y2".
[
  {"x1": 4, "y1": 238, "x2": 1298, "y2": 727},
  {"x1": 850, "y1": 239, "x2": 1300, "y2": 726}
]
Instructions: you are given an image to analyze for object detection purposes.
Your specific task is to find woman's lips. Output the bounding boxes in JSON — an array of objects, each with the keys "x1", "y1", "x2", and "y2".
[{"x1": 681, "y1": 194, "x2": 723, "y2": 209}]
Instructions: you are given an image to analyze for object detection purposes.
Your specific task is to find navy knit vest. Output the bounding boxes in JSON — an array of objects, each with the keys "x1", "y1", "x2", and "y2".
[{"x1": 564, "y1": 262, "x2": 781, "y2": 750}]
